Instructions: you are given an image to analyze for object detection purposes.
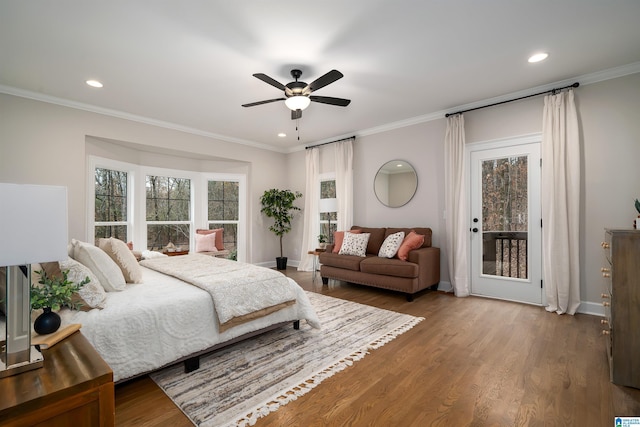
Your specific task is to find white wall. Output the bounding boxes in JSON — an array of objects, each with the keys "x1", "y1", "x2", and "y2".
[{"x1": 0, "y1": 93, "x2": 289, "y2": 264}]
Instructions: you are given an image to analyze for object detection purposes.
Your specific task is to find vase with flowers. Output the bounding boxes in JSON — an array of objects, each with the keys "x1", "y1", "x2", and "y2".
[{"x1": 31, "y1": 269, "x2": 89, "y2": 335}]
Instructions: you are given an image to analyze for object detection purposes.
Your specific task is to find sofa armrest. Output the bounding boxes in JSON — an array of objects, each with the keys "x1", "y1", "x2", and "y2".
[
  {"x1": 407, "y1": 246, "x2": 440, "y2": 288},
  {"x1": 325, "y1": 244, "x2": 335, "y2": 254}
]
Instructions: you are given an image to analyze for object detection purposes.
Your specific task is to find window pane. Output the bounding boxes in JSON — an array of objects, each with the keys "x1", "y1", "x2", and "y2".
[
  {"x1": 147, "y1": 224, "x2": 190, "y2": 251},
  {"x1": 95, "y1": 168, "x2": 127, "y2": 222},
  {"x1": 146, "y1": 176, "x2": 191, "y2": 221},
  {"x1": 209, "y1": 223, "x2": 237, "y2": 252},
  {"x1": 94, "y1": 225, "x2": 127, "y2": 245},
  {"x1": 321, "y1": 180, "x2": 336, "y2": 199},
  {"x1": 208, "y1": 181, "x2": 239, "y2": 221}
]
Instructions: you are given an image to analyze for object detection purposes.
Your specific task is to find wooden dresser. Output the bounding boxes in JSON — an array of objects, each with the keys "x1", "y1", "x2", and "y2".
[
  {"x1": 0, "y1": 331, "x2": 115, "y2": 426},
  {"x1": 601, "y1": 228, "x2": 640, "y2": 389}
]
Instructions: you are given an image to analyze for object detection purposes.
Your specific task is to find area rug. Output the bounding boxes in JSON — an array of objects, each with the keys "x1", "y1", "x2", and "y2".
[{"x1": 150, "y1": 291, "x2": 423, "y2": 427}]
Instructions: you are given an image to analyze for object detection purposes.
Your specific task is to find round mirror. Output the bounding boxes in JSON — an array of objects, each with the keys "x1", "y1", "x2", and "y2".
[{"x1": 374, "y1": 160, "x2": 418, "y2": 207}]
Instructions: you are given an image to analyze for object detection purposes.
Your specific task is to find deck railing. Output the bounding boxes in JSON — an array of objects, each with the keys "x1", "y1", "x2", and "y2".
[{"x1": 482, "y1": 231, "x2": 528, "y2": 279}]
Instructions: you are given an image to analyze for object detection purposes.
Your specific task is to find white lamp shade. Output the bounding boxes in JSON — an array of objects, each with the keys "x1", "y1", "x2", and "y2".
[
  {"x1": 0, "y1": 183, "x2": 68, "y2": 266},
  {"x1": 319, "y1": 197, "x2": 338, "y2": 213},
  {"x1": 285, "y1": 95, "x2": 311, "y2": 111}
]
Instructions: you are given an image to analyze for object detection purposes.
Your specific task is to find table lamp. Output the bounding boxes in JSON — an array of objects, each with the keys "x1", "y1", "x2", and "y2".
[{"x1": 0, "y1": 183, "x2": 68, "y2": 378}]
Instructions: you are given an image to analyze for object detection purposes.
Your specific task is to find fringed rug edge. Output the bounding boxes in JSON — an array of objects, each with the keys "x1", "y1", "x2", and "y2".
[{"x1": 226, "y1": 315, "x2": 425, "y2": 427}]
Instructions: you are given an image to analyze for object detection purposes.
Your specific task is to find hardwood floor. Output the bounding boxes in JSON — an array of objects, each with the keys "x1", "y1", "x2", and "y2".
[{"x1": 115, "y1": 269, "x2": 640, "y2": 426}]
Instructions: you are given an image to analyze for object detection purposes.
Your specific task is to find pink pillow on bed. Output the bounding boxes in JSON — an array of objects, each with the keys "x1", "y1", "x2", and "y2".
[{"x1": 195, "y1": 232, "x2": 218, "y2": 252}]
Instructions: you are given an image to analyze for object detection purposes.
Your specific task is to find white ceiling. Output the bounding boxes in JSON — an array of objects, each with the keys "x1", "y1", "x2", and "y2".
[{"x1": 1, "y1": 0, "x2": 640, "y2": 152}]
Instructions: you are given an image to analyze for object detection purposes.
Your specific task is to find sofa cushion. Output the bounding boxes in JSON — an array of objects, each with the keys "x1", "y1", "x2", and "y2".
[
  {"x1": 378, "y1": 231, "x2": 405, "y2": 258},
  {"x1": 351, "y1": 226, "x2": 386, "y2": 254},
  {"x1": 385, "y1": 227, "x2": 432, "y2": 248},
  {"x1": 397, "y1": 231, "x2": 425, "y2": 261},
  {"x1": 333, "y1": 229, "x2": 362, "y2": 253},
  {"x1": 360, "y1": 256, "x2": 419, "y2": 278},
  {"x1": 339, "y1": 232, "x2": 370, "y2": 257},
  {"x1": 318, "y1": 252, "x2": 363, "y2": 271}
]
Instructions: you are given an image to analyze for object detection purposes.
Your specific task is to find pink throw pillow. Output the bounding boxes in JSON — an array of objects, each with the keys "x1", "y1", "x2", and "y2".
[
  {"x1": 396, "y1": 231, "x2": 425, "y2": 261},
  {"x1": 196, "y1": 228, "x2": 224, "y2": 250},
  {"x1": 195, "y1": 232, "x2": 217, "y2": 252},
  {"x1": 332, "y1": 229, "x2": 362, "y2": 253}
]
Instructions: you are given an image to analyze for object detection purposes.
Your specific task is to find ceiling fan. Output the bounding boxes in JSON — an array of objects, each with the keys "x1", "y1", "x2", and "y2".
[{"x1": 242, "y1": 69, "x2": 351, "y2": 120}]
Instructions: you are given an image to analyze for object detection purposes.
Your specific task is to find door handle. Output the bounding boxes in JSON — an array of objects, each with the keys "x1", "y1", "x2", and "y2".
[{"x1": 472, "y1": 228, "x2": 478, "y2": 233}]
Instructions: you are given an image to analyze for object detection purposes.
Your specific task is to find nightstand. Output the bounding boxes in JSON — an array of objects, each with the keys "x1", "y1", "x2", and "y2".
[{"x1": 0, "y1": 331, "x2": 115, "y2": 426}]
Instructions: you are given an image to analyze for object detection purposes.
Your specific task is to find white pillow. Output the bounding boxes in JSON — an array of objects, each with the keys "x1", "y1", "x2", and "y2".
[
  {"x1": 195, "y1": 232, "x2": 218, "y2": 252},
  {"x1": 98, "y1": 237, "x2": 143, "y2": 283},
  {"x1": 59, "y1": 258, "x2": 107, "y2": 309},
  {"x1": 378, "y1": 231, "x2": 405, "y2": 258},
  {"x1": 72, "y1": 239, "x2": 126, "y2": 292},
  {"x1": 338, "y1": 232, "x2": 371, "y2": 257},
  {"x1": 141, "y1": 250, "x2": 168, "y2": 260}
]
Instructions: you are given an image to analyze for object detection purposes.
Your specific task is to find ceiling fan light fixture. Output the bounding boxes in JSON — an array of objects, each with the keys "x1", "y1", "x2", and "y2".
[{"x1": 285, "y1": 95, "x2": 310, "y2": 111}]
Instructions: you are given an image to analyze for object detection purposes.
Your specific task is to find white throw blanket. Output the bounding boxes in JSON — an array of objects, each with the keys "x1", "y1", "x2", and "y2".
[{"x1": 140, "y1": 254, "x2": 297, "y2": 326}]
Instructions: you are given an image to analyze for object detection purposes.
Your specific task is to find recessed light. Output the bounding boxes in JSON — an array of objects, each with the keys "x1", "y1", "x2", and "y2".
[
  {"x1": 528, "y1": 52, "x2": 549, "y2": 63},
  {"x1": 86, "y1": 79, "x2": 103, "y2": 88},
  {"x1": 278, "y1": 133, "x2": 286, "y2": 137}
]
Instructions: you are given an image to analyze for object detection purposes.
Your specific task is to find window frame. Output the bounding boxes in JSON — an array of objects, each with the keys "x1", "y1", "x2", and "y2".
[{"x1": 88, "y1": 156, "x2": 247, "y2": 261}]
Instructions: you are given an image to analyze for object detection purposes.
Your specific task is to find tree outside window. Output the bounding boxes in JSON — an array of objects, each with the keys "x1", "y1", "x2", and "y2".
[
  {"x1": 94, "y1": 167, "x2": 128, "y2": 244},
  {"x1": 146, "y1": 175, "x2": 191, "y2": 251},
  {"x1": 320, "y1": 179, "x2": 337, "y2": 241},
  {"x1": 208, "y1": 180, "x2": 239, "y2": 252}
]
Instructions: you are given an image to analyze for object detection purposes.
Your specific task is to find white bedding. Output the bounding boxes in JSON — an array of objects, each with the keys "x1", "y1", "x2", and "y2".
[{"x1": 58, "y1": 266, "x2": 321, "y2": 382}]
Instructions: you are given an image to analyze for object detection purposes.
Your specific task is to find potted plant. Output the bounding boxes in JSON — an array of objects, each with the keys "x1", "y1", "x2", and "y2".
[
  {"x1": 31, "y1": 269, "x2": 89, "y2": 335},
  {"x1": 317, "y1": 234, "x2": 328, "y2": 250},
  {"x1": 260, "y1": 188, "x2": 303, "y2": 270}
]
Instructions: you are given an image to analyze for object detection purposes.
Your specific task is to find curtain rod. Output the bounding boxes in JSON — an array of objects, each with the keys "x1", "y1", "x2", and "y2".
[
  {"x1": 445, "y1": 82, "x2": 579, "y2": 117},
  {"x1": 305, "y1": 135, "x2": 356, "y2": 150}
]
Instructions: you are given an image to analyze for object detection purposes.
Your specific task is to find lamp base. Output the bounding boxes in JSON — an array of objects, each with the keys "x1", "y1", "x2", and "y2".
[{"x1": 0, "y1": 345, "x2": 44, "y2": 379}]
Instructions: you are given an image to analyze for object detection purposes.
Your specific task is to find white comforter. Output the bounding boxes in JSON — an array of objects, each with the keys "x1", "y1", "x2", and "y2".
[
  {"x1": 58, "y1": 266, "x2": 320, "y2": 382},
  {"x1": 140, "y1": 254, "x2": 296, "y2": 326}
]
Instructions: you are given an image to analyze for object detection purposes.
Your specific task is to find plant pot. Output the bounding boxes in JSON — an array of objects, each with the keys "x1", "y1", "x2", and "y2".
[
  {"x1": 276, "y1": 257, "x2": 288, "y2": 270},
  {"x1": 319, "y1": 243, "x2": 327, "y2": 250},
  {"x1": 34, "y1": 307, "x2": 61, "y2": 335}
]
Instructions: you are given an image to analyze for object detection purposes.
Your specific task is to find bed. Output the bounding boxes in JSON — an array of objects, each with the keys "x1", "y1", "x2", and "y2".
[{"x1": 57, "y1": 251, "x2": 321, "y2": 383}]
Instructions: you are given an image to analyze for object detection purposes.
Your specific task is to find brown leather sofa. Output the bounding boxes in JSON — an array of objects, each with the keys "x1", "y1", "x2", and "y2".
[{"x1": 319, "y1": 226, "x2": 440, "y2": 301}]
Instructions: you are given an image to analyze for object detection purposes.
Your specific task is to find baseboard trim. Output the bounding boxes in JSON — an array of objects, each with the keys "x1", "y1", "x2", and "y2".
[{"x1": 577, "y1": 301, "x2": 604, "y2": 317}]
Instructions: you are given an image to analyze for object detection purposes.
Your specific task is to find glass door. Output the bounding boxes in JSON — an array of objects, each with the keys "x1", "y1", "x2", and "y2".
[{"x1": 470, "y1": 141, "x2": 542, "y2": 305}]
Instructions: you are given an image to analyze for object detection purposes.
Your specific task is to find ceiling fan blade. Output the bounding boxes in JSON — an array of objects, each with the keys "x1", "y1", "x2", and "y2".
[
  {"x1": 306, "y1": 70, "x2": 343, "y2": 92},
  {"x1": 242, "y1": 98, "x2": 285, "y2": 107},
  {"x1": 310, "y1": 96, "x2": 351, "y2": 107},
  {"x1": 253, "y1": 73, "x2": 286, "y2": 91},
  {"x1": 291, "y1": 109, "x2": 302, "y2": 120}
]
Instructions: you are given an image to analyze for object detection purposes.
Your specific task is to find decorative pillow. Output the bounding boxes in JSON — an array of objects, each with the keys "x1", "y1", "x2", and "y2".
[
  {"x1": 397, "y1": 231, "x2": 425, "y2": 261},
  {"x1": 196, "y1": 228, "x2": 225, "y2": 250},
  {"x1": 141, "y1": 250, "x2": 168, "y2": 259},
  {"x1": 332, "y1": 229, "x2": 362, "y2": 253},
  {"x1": 378, "y1": 231, "x2": 405, "y2": 258},
  {"x1": 195, "y1": 232, "x2": 218, "y2": 252},
  {"x1": 338, "y1": 232, "x2": 371, "y2": 257},
  {"x1": 98, "y1": 237, "x2": 143, "y2": 284},
  {"x1": 72, "y1": 239, "x2": 126, "y2": 292},
  {"x1": 59, "y1": 258, "x2": 107, "y2": 310}
]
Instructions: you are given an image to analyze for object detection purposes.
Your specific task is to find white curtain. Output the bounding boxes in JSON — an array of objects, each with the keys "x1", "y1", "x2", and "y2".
[
  {"x1": 542, "y1": 90, "x2": 581, "y2": 314},
  {"x1": 335, "y1": 138, "x2": 354, "y2": 231},
  {"x1": 297, "y1": 148, "x2": 320, "y2": 271},
  {"x1": 444, "y1": 115, "x2": 469, "y2": 297}
]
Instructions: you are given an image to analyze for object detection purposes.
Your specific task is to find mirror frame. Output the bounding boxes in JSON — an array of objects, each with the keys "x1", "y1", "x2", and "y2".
[{"x1": 374, "y1": 159, "x2": 418, "y2": 208}]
